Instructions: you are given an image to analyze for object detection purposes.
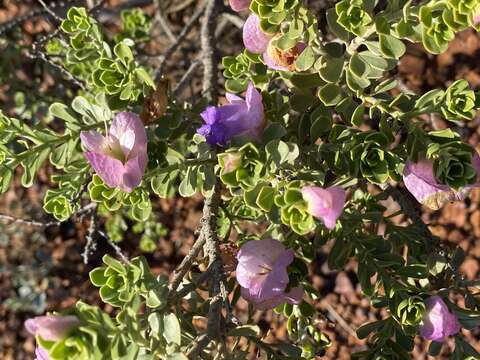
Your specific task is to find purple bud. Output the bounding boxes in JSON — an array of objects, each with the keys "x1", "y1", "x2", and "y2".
[
  {"x1": 80, "y1": 112, "x2": 148, "y2": 193},
  {"x1": 197, "y1": 82, "x2": 265, "y2": 146},
  {"x1": 301, "y1": 186, "x2": 346, "y2": 230},
  {"x1": 418, "y1": 296, "x2": 461, "y2": 342},
  {"x1": 25, "y1": 315, "x2": 80, "y2": 341},
  {"x1": 236, "y1": 239, "x2": 303, "y2": 310}
]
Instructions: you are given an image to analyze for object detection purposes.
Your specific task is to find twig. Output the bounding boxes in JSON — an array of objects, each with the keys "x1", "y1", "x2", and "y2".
[
  {"x1": 173, "y1": 16, "x2": 231, "y2": 97},
  {"x1": 154, "y1": 0, "x2": 177, "y2": 43},
  {"x1": 0, "y1": 214, "x2": 60, "y2": 228},
  {"x1": 323, "y1": 300, "x2": 357, "y2": 338},
  {"x1": 82, "y1": 209, "x2": 98, "y2": 264},
  {"x1": 203, "y1": 185, "x2": 224, "y2": 340},
  {"x1": 98, "y1": 230, "x2": 130, "y2": 264},
  {"x1": 186, "y1": 334, "x2": 210, "y2": 359},
  {"x1": 37, "y1": 0, "x2": 63, "y2": 23},
  {"x1": 153, "y1": 2, "x2": 206, "y2": 82},
  {"x1": 200, "y1": 0, "x2": 220, "y2": 103},
  {"x1": 26, "y1": 50, "x2": 87, "y2": 91},
  {"x1": 221, "y1": 13, "x2": 245, "y2": 29},
  {"x1": 173, "y1": 60, "x2": 202, "y2": 97},
  {"x1": 168, "y1": 232, "x2": 206, "y2": 298}
]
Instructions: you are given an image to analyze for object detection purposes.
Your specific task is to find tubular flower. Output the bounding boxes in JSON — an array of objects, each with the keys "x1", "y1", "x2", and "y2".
[
  {"x1": 301, "y1": 186, "x2": 346, "y2": 230},
  {"x1": 236, "y1": 239, "x2": 303, "y2": 310},
  {"x1": 197, "y1": 82, "x2": 265, "y2": 146},
  {"x1": 25, "y1": 315, "x2": 80, "y2": 360},
  {"x1": 403, "y1": 153, "x2": 480, "y2": 210},
  {"x1": 229, "y1": 0, "x2": 251, "y2": 12},
  {"x1": 418, "y1": 296, "x2": 461, "y2": 342},
  {"x1": 80, "y1": 112, "x2": 148, "y2": 193},
  {"x1": 242, "y1": 14, "x2": 305, "y2": 71}
]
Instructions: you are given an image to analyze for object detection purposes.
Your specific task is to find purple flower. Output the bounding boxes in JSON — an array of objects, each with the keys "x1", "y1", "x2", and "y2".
[
  {"x1": 301, "y1": 186, "x2": 346, "y2": 230},
  {"x1": 229, "y1": 0, "x2": 251, "y2": 12},
  {"x1": 403, "y1": 154, "x2": 480, "y2": 210},
  {"x1": 418, "y1": 296, "x2": 461, "y2": 342},
  {"x1": 243, "y1": 14, "x2": 305, "y2": 71},
  {"x1": 80, "y1": 112, "x2": 148, "y2": 193},
  {"x1": 236, "y1": 239, "x2": 303, "y2": 310},
  {"x1": 25, "y1": 315, "x2": 80, "y2": 341},
  {"x1": 25, "y1": 315, "x2": 80, "y2": 359},
  {"x1": 197, "y1": 82, "x2": 264, "y2": 146}
]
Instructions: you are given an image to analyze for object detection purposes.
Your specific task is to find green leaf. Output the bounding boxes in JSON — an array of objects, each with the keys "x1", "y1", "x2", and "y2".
[
  {"x1": 349, "y1": 53, "x2": 370, "y2": 78},
  {"x1": 318, "y1": 84, "x2": 342, "y2": 106},
  {"x1": 89, "y1": 267, "x2": 107, "y2": 286},
  {"x1": 356, "y1": 320, "x2": 385, "y2": 339},
  {"x1": 163, "y1": 313, "x2": 181, "y2": 345},
  {"x1": 379, "y1": 34, "x2": 406, "y2": 59},
  {"x1": 256, "y1": 185, "x2": 275, "y2": 212},
  {"x1": 294, "y1": 46, "x2": 315, "y2": 71},
  {"x1": 316, "y1": 56, "x2": 344, "y2": 83},
  {"x1": 351, "y1": 104, "x2": 365, "y2": 126},
  {"x1": 227, "y1": 325, "x2": 261, "y2": 337}
]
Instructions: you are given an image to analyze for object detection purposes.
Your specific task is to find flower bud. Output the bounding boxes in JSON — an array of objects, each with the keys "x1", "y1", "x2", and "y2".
[
  {"x1": 219, "y1": 152, "x2": 243, "y2": 175},
  {"x1": 301, "y1": 186, "x2": 346, "y2": 230}
]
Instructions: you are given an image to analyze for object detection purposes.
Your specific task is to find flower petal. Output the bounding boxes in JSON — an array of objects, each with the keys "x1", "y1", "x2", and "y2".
[
  {"x1": 243, "y1": 15, "x2": 270, "y2": 54},
  {"x1": 229, "y1": 0, "x2": 250, "y2": 11},
  {"x1": 403, "y1": 160, "x2": 457, "y2": 210},
  {"x1": 122, "y1": 152, "x2": 148, "y2": 192},
  {"x1": 35, "y1": 346, "x2": 50, "y2": 360},
  {"x1": 84, "y1": 151, "x2": 125, "y2": 189},
  {"x1": 263, "y1": 51, "x2": 289, "y2": 71},
  {"x1": 109, "y1": 112, "x2": 147, "y2": 159},
  {"x1": 80, "y1": 131, "x2": 105, "y2": 153},
  {"x1": 419, "y1": 296, "x2": 460, "y2": 342},
  {"x1": 284, "y1": 286, "x2": 303, "y2": 305}
]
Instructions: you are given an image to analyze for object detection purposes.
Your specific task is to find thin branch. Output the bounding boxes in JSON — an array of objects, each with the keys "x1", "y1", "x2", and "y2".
[
  {"x1": 154, "y1": 2, "x2": 206, "y2": 82},
  {"x1": 200, "y1": 0, "x2": 220, "y2": 103},
  {"x1": 154, "y1": 0, "x2": 177, "y2": 43},
  {"x1": 168, "y1": 231, "x2": 206, "y2": 298},
  {"x1": 37, "y1": 0, "x2": 63, "y2": 23},
  {"x1": 186, "y1": 334, "x2": 211, "y2": 359},
  {"x1": 82, "y1": 209, "x2": 98, "y2": 264},
  {"x1": 202, "y1": 185, "x2": 224, "y2": 340},
  {"x1": 98, "y1": 230, "x2": 130, "y2": 264},
  {"x1": 26, "y1": 50, "x2": 87, "y2": 91},
  {"x1": 323, "y1": 300, "x2": 357, "y2": 338},
  {"x1": 0, "y1": 214, "x2": 60, "y2": 228}
]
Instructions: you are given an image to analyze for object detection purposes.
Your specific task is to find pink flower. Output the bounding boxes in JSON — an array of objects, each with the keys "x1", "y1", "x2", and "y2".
[
  {"x1": 25, "y1": 315, "x2": 80, "y2": 360},
  {"x1": 35, "y1": 346, "x2": 50, "y2": 360},
  {"x1": 301, "y1": 186, "x2": 346, "y2": 230},
  {"x1": 419, "y1": 296, "x2": 461, "y2": 342},
  {"x1": 242, "y1": 14, "x2": 305, "y2": 71},
  {"x1": 236, "y1": 239, "x2": 303, "y2": 310},
  {"x1": 229, "y1": 0, "x2": 251, "y2": 12},
  {"x1": 80, "y1": 112, "x2": 148, "y2": 192},
  {"x1": 25, "y1": 315, "x2": 80, "y2": 341},
  {"x1": 403, "y1": 154, "x2": 480, "y2": 210},
  {"x1": 197, "y1": 82, "x2": 265, "y2": 145}
]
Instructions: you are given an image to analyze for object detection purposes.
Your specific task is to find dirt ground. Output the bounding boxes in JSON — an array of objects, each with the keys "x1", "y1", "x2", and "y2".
[{"x1": 1, "y1": 1, "x2": 480, "y2": 359}]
